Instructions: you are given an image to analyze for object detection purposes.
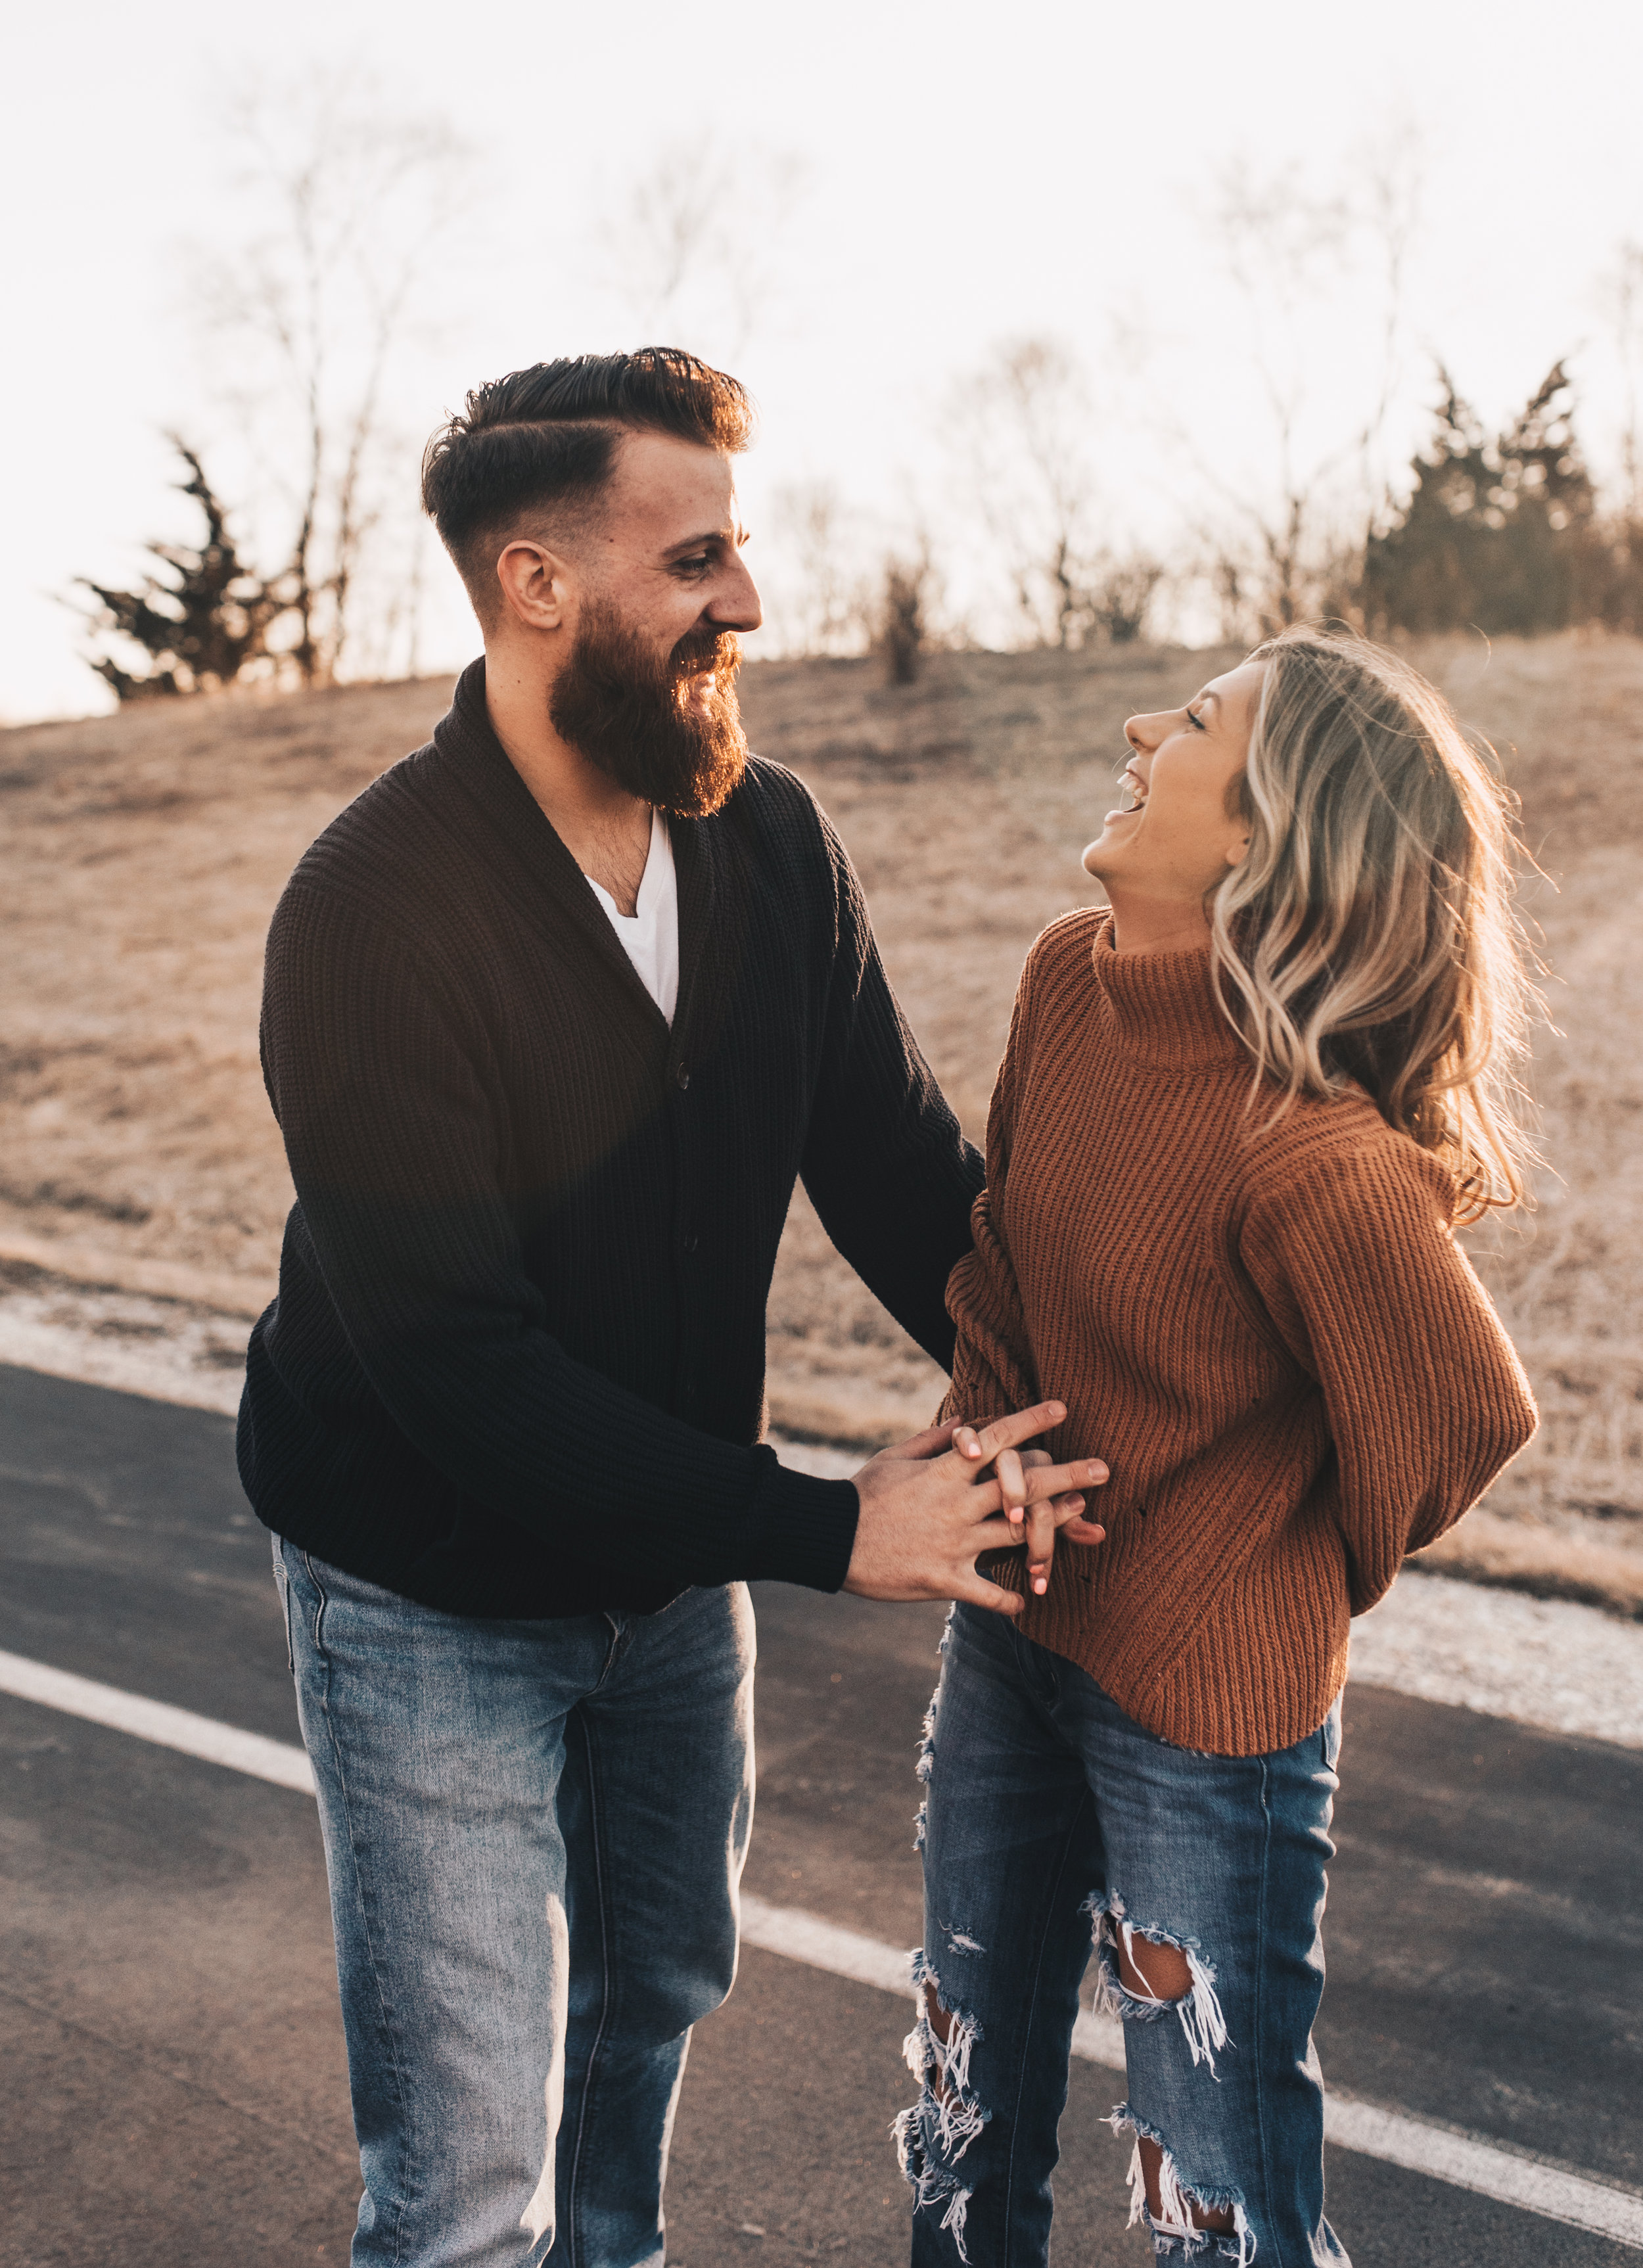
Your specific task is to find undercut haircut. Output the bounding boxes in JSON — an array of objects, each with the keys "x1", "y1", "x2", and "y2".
[{"x1": 420, "y1": 348, "x2": 754, "y2": 622}]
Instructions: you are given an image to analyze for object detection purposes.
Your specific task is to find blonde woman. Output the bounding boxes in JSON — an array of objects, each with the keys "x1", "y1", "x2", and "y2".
[{"x1": 897, "y1": 630, "x2": 1539, "y2": 2265}]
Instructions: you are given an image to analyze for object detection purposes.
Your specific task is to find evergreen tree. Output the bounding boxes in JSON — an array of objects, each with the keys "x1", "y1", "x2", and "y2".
[
  {"x1": 76, "y1": 442, "x2": 288, "y2": 699},
  {"x1": 1364, "y1": 365, "x2": 1604, "y2": 636}
]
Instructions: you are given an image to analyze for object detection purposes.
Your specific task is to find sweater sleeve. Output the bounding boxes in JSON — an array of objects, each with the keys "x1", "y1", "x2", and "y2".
[
  {"x1": 1238, "y1": 1134, "x2": 1538, "y2": 1613},
  {"x1": 797, "y1": 817, "x2": 984, "y2": 1372},
  {"x1": 259, "y1": 883, "x2": 859, "y2": 1593},
  {"x1": 939, "y1": 974, "x2": 1042, "y2": 1429}
]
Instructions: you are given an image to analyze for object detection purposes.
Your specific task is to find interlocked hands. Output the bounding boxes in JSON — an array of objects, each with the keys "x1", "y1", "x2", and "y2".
[{"x1": 844, "y1": 1402, "x2": 1108, "y2": 1613}]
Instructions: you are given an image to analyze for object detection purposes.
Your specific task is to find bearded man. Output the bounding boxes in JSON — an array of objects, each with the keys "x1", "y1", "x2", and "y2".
[{"x1": 240, "y1": 349, "x2": 1097, "y2": 2268}]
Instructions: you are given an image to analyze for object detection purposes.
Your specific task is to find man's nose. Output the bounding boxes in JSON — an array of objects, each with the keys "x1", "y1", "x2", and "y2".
[{"x1": 708, "y1": 553, "x2": 763, "y2": 634}]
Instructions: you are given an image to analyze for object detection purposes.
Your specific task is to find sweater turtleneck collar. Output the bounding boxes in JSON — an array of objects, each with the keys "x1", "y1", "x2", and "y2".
[{"x1": 1086, "y1": 910, "x2": 1248, "y2": 1072}]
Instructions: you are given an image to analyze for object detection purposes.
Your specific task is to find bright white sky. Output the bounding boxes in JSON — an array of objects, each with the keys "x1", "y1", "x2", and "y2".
[{"x1": 4, "y1": 0, "x2": 1639, "y2": 720}]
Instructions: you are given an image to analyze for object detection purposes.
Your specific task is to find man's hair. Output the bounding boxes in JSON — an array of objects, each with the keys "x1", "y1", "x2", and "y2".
[{"x1": 421, "y1": 348, "x2": 754, "y2": 620}]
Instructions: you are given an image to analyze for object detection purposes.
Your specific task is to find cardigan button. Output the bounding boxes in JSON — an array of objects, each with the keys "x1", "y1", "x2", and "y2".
[{"x1": 675, "y1": 1061, "x2": 690, "y2": 1090}]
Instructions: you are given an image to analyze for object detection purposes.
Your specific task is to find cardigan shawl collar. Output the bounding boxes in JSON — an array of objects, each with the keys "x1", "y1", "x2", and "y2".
[{"x1": 431, "y1": 657, "x2": 719, "y2": 1052}]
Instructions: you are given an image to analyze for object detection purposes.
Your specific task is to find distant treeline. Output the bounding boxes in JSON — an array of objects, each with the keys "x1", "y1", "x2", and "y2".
[{"x1": 77, "y1": 362, "x2": 1643, "y2": 702}]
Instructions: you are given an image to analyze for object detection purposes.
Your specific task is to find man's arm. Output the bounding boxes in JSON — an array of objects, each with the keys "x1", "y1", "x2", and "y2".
[{"x1": 795, "y1": 821, "x2": 984, "y2": 1370}]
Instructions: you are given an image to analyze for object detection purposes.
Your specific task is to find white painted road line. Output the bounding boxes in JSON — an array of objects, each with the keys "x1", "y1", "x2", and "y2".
[
  {"x1": 1321, "y1": 2100, "x2": 1643, "y2": 2246},
  {"x1": 0, "y1": 1648, "x2": 316, "y2": 1795},
  {"x1": 741, "y1": 1895, "x2": 914, "y2": 1997},
  {"x1": 5, "y1": 1649, "x2": 1642, "y2": 2246}
]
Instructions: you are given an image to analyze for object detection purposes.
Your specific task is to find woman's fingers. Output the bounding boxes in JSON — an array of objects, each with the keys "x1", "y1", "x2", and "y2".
[
  {"x1": 961, "y1": 1403, "x2": 1067, "y2": 1465},
  {"x1": 1023, "y1": 1487, "x2": 1057, "y2": 1594},
  {"x1": 1023, "y1": 1455, "x2": 1107, "y2": 1498},
  {"x1": 1015, "y1": 1454, "x2": 1060, "y2": 1588},
  {"x1": 1058, "y1": 1514, "x2": 1107, "y2": 1545},
  {"x1": 996, "y1": 1446, "x2": 1028, "y2": 1539},
  {"x1": 1029, "y1": 1493, "x2": 1109, "y2": 1587},
  {"x1": 976, "y1": 1456, "x2": 1105, "y2": 1513},
  {"x1": 1012, "y1": 1447, "x2": 1053, "y2": 1555}
]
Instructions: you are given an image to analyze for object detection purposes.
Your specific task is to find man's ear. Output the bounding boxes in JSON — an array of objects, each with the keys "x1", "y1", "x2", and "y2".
[{"x1": 494, "y1": 540, "x2": 571, "y2": 633}]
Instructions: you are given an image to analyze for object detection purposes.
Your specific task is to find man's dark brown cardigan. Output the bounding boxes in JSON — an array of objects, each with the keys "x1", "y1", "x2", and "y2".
[{"x1": 238, "y1": 659, "x2": 982, "y2": 1617}]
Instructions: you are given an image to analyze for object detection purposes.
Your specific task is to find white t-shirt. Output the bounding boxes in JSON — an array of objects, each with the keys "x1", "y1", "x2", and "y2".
[{"x1": 585, "y1": 806, "x2": 680, "y2": 1025}]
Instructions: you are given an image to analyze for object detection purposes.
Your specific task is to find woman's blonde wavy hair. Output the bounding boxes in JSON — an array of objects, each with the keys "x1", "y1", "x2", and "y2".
[{"x1": 1208, "y1": 628, "x2": 1537, "y2": 1222}]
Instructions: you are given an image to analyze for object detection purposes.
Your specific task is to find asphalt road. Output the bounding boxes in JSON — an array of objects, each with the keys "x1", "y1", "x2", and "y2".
[{"x1": 1, "y1": 1360, "x2": 1639, "y2": 2266}]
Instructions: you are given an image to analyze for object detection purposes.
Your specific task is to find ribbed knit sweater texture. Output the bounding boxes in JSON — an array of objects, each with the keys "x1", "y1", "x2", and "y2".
[
  {"x1": 943, "y1": 910, "x2": 1538, "y2": 1757},
  {"x1": 239, "y1": 659, "x2": 983, "y2": 1618}
]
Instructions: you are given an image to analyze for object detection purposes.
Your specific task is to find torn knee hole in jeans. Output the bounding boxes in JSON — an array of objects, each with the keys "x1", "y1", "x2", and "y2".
[
  {"x1": 893, "y1": 1953, "x2": 988, "y2": 2264},
  {"x1": 1105, "y1": 2104, "x2": 1254, "y2": 2263},
  {"x1": 1082, "y1": 1889, "x2": 1230, "y2": 2077}
]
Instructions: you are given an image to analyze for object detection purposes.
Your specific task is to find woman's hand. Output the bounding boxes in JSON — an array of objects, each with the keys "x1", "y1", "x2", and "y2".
[{"x1": 952, "y1": 1423, "x2": 1109, "y2": 1596}]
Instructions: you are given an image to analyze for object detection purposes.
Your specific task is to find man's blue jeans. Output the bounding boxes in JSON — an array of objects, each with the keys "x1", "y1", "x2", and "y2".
[
  {"x1": 273, "y1": 1538, "x2": 754, "y2": 2268},
  {"x1": 901, "y1": 1602, "x2": 1347, "y2": 2265}
]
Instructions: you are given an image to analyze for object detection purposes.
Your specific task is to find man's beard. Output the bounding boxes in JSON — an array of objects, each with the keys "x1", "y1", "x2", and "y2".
[{"x1": 548, "y1": 600, "x2": 747, "y2": 818}]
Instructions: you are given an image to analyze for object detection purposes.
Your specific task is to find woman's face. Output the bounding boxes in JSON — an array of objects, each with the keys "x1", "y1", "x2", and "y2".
[{"x1": 1083, "y1": 661, "x2": 1266, "y2": 908}]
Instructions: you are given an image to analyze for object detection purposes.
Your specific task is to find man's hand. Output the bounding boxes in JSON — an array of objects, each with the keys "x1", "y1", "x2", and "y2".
[{"x1": 844, "y1": 1403, "x2": 1108, "y2": 1614}]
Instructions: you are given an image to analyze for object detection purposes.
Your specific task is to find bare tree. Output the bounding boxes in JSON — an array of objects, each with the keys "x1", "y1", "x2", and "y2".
[
  {"x1": 945, "y1": 338, "x2": 1108, "y2": 648},
  {"x1": 1598, "y1": 239, "x2": 1643, "y2": 516},
  {"x1": 764, "y1": 482, "x2": 871, "y2": 656},
  {"x1": 1356, "y1": 129, "x2": 1424, "y2": 501},
  {"x1": 1586, "y1": 240, "x2": 1643, "y2": 632},
  {"x1": 192, "y1": 75, "x2": 474, "y2": 684},
  {"x1": 1203, "y1": 160, "x2": 1351, "y2": 630},
  {"x1": 594, "y1": 136, "x2": 809, "y2": 360},
  {"x1": 873, "y1": 549, "x2": 935, "y2": 685},
  {"x1": 1183, "y1": 131, "x2": 1423, "y2": 634},
  {"x1": 1088, "y1": 554, "x2": 1165, "y2": 644}
]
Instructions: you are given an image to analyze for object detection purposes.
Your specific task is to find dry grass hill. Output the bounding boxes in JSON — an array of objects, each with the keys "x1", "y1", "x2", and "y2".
[{"x1": 3, "y1": 637, "x2": 1640, "y2": 1614}]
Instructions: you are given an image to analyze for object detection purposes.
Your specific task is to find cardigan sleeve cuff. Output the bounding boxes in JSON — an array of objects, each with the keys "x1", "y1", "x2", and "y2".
[{"x1": 748, "y1": 1462, "x2": 861, "y2": 1592}]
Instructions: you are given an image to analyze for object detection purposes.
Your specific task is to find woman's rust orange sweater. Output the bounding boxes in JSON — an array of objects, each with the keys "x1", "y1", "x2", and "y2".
[{"x1": 942, "y1": 910, "x2": 1537, "y2": 1757}]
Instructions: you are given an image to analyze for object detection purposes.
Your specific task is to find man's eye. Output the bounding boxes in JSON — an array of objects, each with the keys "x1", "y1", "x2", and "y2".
[{"x1": 675, "y1": 555, "x2": 711, "y2": 576}]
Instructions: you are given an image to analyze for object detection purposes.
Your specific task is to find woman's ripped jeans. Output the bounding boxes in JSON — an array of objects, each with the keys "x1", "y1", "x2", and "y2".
[{"x1": 899, "y1": 1602, "x2": 1348, "y2": 2265}]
